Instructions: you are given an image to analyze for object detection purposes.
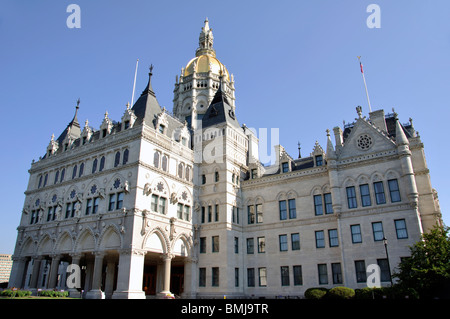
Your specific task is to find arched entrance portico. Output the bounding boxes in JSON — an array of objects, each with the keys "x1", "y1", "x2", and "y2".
[{"x1": 141, "y1": 229, "x2": 193, "y2": 298}]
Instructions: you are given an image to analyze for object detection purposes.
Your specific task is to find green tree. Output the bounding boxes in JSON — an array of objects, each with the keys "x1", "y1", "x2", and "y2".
[{"x1": 394, "y1": 224, "x2": 450, "y2": 298}]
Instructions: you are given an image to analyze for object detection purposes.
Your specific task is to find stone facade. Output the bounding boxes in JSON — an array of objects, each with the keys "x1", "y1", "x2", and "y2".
[{"x1": 9, "y1": 19, "x2": 442, "y2": 299}]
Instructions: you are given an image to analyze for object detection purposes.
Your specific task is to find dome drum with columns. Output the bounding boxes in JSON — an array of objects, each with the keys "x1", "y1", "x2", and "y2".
[{"x1": 173, "y1": 18, "x2": 235, "y2": 128}]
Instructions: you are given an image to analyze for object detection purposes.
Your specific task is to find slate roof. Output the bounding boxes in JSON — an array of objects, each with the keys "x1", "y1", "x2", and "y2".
[{"x1": 202, "y1": 83, "x2": 240, "y2": 129}]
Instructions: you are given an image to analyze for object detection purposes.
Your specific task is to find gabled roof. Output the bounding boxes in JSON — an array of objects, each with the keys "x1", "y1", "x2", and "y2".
[{"x1": 202, "y1": 82, "x2": 240, "y2": 129}]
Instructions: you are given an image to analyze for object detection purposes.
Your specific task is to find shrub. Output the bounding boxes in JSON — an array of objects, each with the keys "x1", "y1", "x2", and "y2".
[
  {"x1": 304, "y1": 287, "x2": 328, "y2": 299},
  {"x1": 38, "y1": 290, "x2": 69, "y2": 298},
  {"x1": 326, "y1": 287, "x2": 355, "y2": 299},
  {"x1": 1, "y1": 289, "x2": 32, "y2": 297}
]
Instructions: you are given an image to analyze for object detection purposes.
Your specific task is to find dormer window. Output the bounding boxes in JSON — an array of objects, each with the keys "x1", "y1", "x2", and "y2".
[
  {"x1": 282, "y1": 162, "x2": 290, "y2": 173},
  {"x1": 159, "y1": 124, "x2": 165, "y2": 134},
  {"x1": 251, "y1": 169, "x2": 258, "y2": 179},
  {"x1": 102, "y1": 129, "x2": 107, "y2": 138},
  {"x1": 124, "y1": 121, "x2": 130, "y2": 130},
  {"x1": 315, "y1": 155, "x2": 323, "y2": 167}
]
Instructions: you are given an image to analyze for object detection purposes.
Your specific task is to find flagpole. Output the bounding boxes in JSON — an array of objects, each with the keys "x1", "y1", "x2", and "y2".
[
  {"x1": 358, "y1": 56, "x2": 372, "y2": 113},
  {"x1": 131, "y1": 59, "x2": 139, "y2": 106}
]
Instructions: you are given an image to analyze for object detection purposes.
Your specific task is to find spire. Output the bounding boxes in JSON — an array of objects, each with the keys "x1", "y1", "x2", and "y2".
[
  {"x1": 69, "y1": 98, "x2": 81, "y2": 126},
  {"x1": 196, "y1": 18, "x2": 216, "y2": 57},
  {"x1": 326, "y1": 129, "x2": 336, "y2": 159},
  {"x1": 141, "y1": 64, "x2": 155, "y2": 97},
  {"x1": 395, "y1": 118, "x2": 409, "y2": 146}
]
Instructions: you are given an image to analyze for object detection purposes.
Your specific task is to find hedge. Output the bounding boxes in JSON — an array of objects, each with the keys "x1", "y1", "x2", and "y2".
[
  {"x1": 326, "y1": 287, "x2": 355, "y2": 299},
  {"x1": 1, "y1": 289, "x2": 32, "y2": 297},
  {"x1": 304, "y1": 287, "x2": 329, "y2": 299},
  {"x1": 38, "y1": 290, "x2": 69, "y2": 298}
]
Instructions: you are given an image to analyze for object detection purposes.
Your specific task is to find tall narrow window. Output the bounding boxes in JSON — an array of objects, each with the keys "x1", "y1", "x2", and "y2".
[
  {"x1": 92, "y1": 158, "x2": 98, "y2": 174},
  {"x1": 282, "y1": 162, "x2": 289, "y2": 173},
  {"x1": 372, "y1": 222, "x2": 384, "y2": 241},
  {"x1": 199, "y1": 268, "x2": 206, "y2": 287},
  {"x1": 247, "y1": 205, "x2": 255, "y2": 224},
  {"x1": 323, "y1": 193, "x2": 333, "y2": 214},
  {"x1": 257, "y1": 237, "x2": 266, "y2": 253},
  {"x1": 328, "y1": 229, "x2": 339, "y2": 247},
  {"x1": 86, "y1": 198, "x2": 93, "y2": 215},
  {"x1": 72, "y1": 165, "x2": 78, "y2": 180},
  {"x1": 291, "y1": 233, "x2": 300, "y2": 250},
  {"x1": 388, "y1": 179, "x2": 401, "y2": 203},
  {"x1": 281, "y1": 266, "x2": 290, "y2": 286},
  {"x1": 332, "y1": 263, "x2": 343, "y2": 284},
  {"x1": 318, "y1": 264, "x2": 328, "y2": 285},
  {"x1": 212, "y1": 236, "x2": 219, "y2": 252},
  {"x1": 314, "y1": 195, "x2": 323, "y2": 215},
  {"x1": 214, "y1": 204, "x2": 219, "y2": 222},
  {"x1": 346, "y1": 186, "x2": 357, "y2": 209},
  {"x1": 158, "y1": 197, "x2": 166, "y2": 215},
  {"x1": 60, "y1": 168, "x2": 65, "y2": 183},
  {"x1": 114, "y1": 152, "x2": 121, "y2": 167},
  {"x1": 293, "y1": 265, "x2": 303, "y2": 286},
  {"x1": 99, "y1": 156, "x2": 105, "y2": 172},
  {"x1": 288, "y1": 199, "x2": 297, "y2": 219},
  {"x1": 279, "y1": 234, "x2": 288, "y2": 251},
  {"x1": 153, "y1": 152, "x2": 160, "y2": 168},
  {"x1": 199, "y1": 237, "x2": 206, "y2": 254},
  {"x1": 374, "y1": 181, "x2": 386, "y2": 204},
  {"x1": 315, "y1": 231, "x2": 325, "y2": 248},
  {"x1": 116, "y1": 192, "x2": 124, "y2": 210},
  {"x1": 54, "y1": 171, "x2": 59, "y2": 185},
  {"x1": 212, "y1": 267, "x2": 219, "y2": 287},
  {"x1": 161, "y1": 155, "x2": 168, "y2": 172},
  {"x1": 79, "y1": 163, "x2": 84, "y2": 177},
  {"x1": 279, "y1": 200, "x2": 287, "y2": 220},
  {"x1": 377, "y1": 259, "x2": 391, "y2": 282},
  {"x1": 246, "y1": 238, "x2": 254, "y2": 254},
  {"x1": 355, "y1": 260, "x2": 367, "y2": 283},
  {"x1": 108, "y1": 194, "x2": 116, "y2": 211},
  {"x1": 256, "y1": 204, "x2": 263, "y2": 223},
  {"x1": 258, "y1": 268, "x2": 267, "y2": 287},
  {"x1": 395, "y1": 219, "x2": 408, "y2": 239},
  {"x1": 123, "y1": 149, "x2": 129, "y2": 165},
  {"x1": 151, "y1": 194, "x2": 158, "y2": 212},
  {"x1": 360, "y1": 184, "x2": 371, "y2": 207},
  {"x1": 247, "y1": 268, "x2": 255, "y2": 287},
  {"x1": 351, "y1": 224, "x2": 362, "y2": 243}
]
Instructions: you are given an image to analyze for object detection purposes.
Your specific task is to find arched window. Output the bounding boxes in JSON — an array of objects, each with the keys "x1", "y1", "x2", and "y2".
[
  {"x1": 99, "y1": 156, "x2": 105, "y2": 172},
  {"x1": 114, "y1": 152, "x2": 121, "y2": 167},
  {"x1": 178, "y1": 163, "x2": 184, "y2": 179},
  {"x1": 72, "y1": 165, "x2": 77, "y2": 180},
  {"x1": 186, "y1": 166, "x2": 191, "y2": 182},
  {"x1": 60, "y1": 168, "x2": 65, "y2": 183},
  {"x1": 79, "y1": 163, "x2": 84, "y2": 177},
  {"x1": 43, "y1": 174, "x2": 48, "y2": 187},
  {"x1": 123, "y1": 149, "x2": 129, "y2": 165},
  {"x1": 162, "y1": 155, "x2": 168, "y2": 172},
  {"x1": 92, "y1": 158, "x2": 98, "y2": 174},
  {"x1": 54, "y1": 170, "x2": 59, "y2": 185},
  {"x1": 38, "y1": 175, "x2": 42, "y2": 189},
  {"x1": 153, "y1": 151, "x2": 160, "y2": 168}
]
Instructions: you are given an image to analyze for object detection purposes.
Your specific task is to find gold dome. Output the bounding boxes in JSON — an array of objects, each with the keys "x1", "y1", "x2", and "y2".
[{"x1": 183, "y1": 54, "x2": 230, "y2": 81}]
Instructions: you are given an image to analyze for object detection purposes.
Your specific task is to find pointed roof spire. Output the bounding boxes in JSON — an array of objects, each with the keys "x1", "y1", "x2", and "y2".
[
  {"x1": 141, "y1": 64, "x2": 155, "y2": 97},
  {"x1": 197, "y1": 18, "x2": 215, "y2": 57},
  {"x1": 326, "y1": 129, "x2": 336, "y2": 159},
  {"x1": 395, "y1": 118, "x2": 409, "y2": 146}
]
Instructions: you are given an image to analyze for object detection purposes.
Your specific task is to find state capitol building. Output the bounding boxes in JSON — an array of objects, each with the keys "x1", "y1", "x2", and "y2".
[{"x1": 8, "y1": 19, "x2": 442, "y2": 298}]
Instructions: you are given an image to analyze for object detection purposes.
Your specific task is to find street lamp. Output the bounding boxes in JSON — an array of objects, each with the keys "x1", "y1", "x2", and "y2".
[{"x1": 382, "y1": 237, "x2": 393, "y2": 286}]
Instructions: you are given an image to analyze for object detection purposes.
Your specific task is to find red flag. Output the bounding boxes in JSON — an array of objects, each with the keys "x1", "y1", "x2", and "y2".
[{"x1": 360, "y1": 62, "x2": 364, "y2": 74}]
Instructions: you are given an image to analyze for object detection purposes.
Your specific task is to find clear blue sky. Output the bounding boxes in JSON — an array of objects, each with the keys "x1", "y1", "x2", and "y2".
[{"x1": 0, "y1": 0, "x2": 449, "y2": 254}]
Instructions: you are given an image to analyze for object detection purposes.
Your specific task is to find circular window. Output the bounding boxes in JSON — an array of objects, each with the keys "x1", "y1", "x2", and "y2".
[{"x1": 357, "y1": 134, "x2": 373, "y2": 150}]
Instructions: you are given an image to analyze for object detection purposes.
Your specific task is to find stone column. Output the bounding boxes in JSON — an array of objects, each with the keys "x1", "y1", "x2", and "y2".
[
  {"x1": 68, "y1": 253, "x2": 82, "y2": 297},
  {"x1": 85, "y1": 252, "x2": 105, "y2": 299},
  {"x1": 8, "y1": 256, "x2": 28, "y2": 289},
  {"x1": 158, "y1": 253, "x2": 173, "y2": 297},
  {"x1": 29, "y1": 256, "x2": 43, "y2": 291},
  {"x1": 181, "y1": 257, "x2": 197, "y2": 298},
  {"x1": 112, "y1": 249, "x2": 146, "y2": 299},
  {"x1": 104, "y1": 258, "x2": 117, "y2": 299},
  {"x1": 47, "y1": 254, "x2": 61, "y2": 289}
]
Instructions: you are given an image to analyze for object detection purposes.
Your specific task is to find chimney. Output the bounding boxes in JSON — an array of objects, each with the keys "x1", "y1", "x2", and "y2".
[{"x1": 369, "y1": 109, "x2": 387, "y2": 132}]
